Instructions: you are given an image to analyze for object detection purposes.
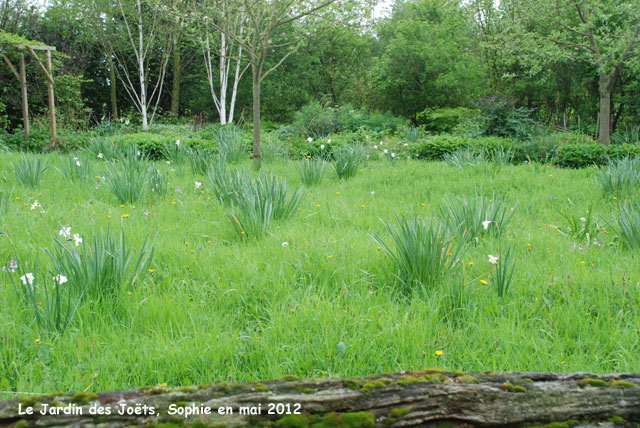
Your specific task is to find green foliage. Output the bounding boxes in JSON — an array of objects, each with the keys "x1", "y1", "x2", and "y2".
[
  {"x1": 254, "y1": 174, "x2": 304, "y2": 221},
  {"x1": 476, "y1": 97, "x2": 538, "y2": 139},
  {"x1": 594, "y1": 157, "x2": 640, "y2": 196},
  {"x1": 553, "y1": 202, "x2": 600, "y2": 242},
  {"x1": 84, "y1": 136, "x2": 124, "y2": 162},
  {"x1": 334, "y1": 146, "x2": 365, "y2": 180},
  {"x1": 0, "y1": 186, "x2": 12, "y2": 216},
  {"x1": 160, "y1": 140, "x2": 187, "y2": 165},
  {"x1": 372, "y1": 217, "x2": 466, "y2": 293},
  {"x1": 439, "y1": 192, "x2": 517, "y2": 241},
  {"x1": 295, "y1": 158, "x2": 326, "y2": 186},
  {"x1": 56, "y1": 154, "x2": 90, "y2": 182},
  {"x1": 148, "y1": 168, "x2": 169, "y2": 197},
  {"x1": 443, "y1": 147, "x2": 487, "y2": 168},
  {"x1": 228, "y1": 189, "x2": 274, "y2": 239},
  {"x1": 13, "y1": 155, "x2": 49, "y2": 187},
  {"x1": 292, "y1": 102, "x2": 408, "y2": 138},
  {"x1": 187, "y1": 146, "x2": 216, "y2": 176},
  {"x1": 2, "y1": 127, "x2": 51, "y2": 152},
  {"x1": 417, "y1": 107, "x2": 479, "y2": 133},
  {"x1": 103, "y1": 155, "x2": 151, "y2": 204},
  {"x1": 612, "y1": 125, "x2": 640, "y2": 145},
  {"x1": 215, "y1": 126, "x2": 248, "y2": 163},
  {"x1": 208, "y1": 163, "x2": 253, "y2": 206},
  {"x1": 46, "y1": 228, "x2": 154, "y2": 298},
  {"x1": 8, "y1": 256, "x2": 83, "y2": 333},
  {"x1": 489, "y1": 244, "x2": 517, "y2": 298},
  {"x1": 611, "y1": 201, "x2": 640, "y2": 250}
]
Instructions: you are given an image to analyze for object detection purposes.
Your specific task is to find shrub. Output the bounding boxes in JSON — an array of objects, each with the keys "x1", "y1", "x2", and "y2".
[
  {"x1": 594, "y1": 157, "x2": 640, "y2": 196},
  {"x1": 334, "y1": 146, "x2": 365, "y2": 180},
  {"x1": 372, "y1": 217, "x2": 466, "y2": 293},
  {"x1": 417, "y1": 107, "x2": 479, "y2": 133},
  {"x1": 13, "y1": 155, "x2": 49, "y2": 187},
  {"x1": 46, "y1": 228, "x2": 154, "y2": 298},
  {"x1": 439, "y1": 192, "x2": 517, "y2": 241},
  {"x1": 295, "y1": 158, "x2": 326, "y2": 186}
]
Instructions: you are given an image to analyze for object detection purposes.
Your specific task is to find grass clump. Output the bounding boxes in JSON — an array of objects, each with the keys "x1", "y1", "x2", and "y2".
[
  {"x1": 444, "y1": 148, "x2": 487, "y2": 168},
  {"x1": 296, "y1": 158, "x2": 326, "y2": 186},
  {"x1": 611, "y1": 201, "x2": 640, "y2": 250},
  {"x1": 595, "y1": 156, "x2": 640, "y2": 196},
  {"x1": 372, "y1": 217, "x2": 466, "y2": 293},
  {"x1": 215, "y1": 125, "x2": 247, "y2": 163},
  {"x1": 334, "y1": 146, "x2": 365, "y2": 180},
  {"x1": 13, "y1": 155, "x2": 49, "y2": 188},
  {"x1": 439, "y1": 191, "x2": 517, "y2": 240},
  {"x1": 56, "y1": 154, "x2": 90, "y2": 182},
  {"x1": 46, "y1": 228, "x2": 154, "y2": 299},
  {"x1": 187, "y1": 146, "x2": 215, "y2": 176},
  {"x1": 103, "y1": 155, "x2": 151, "y2": 204},
  {"x1": 254, "y1": 174, "x2": 304, "y2": 221},
  {"x1": 0, "y1": 186, "x2": 12, "y2": 216}
]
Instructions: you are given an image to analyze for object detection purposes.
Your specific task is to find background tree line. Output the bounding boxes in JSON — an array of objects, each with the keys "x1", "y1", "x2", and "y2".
[{"x1": 1, "y1": 0, "x2": 639, "y2": 144}]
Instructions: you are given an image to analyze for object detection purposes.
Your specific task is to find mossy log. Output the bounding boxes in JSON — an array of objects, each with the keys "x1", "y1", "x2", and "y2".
[{"x1": 1, "y1": 370, "x2": 639, "y2": 428}]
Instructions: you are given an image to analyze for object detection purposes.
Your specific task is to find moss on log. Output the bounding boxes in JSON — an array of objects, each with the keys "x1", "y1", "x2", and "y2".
[{"x1": 1, "y1": 371, "x2": 639, "y2": 427}]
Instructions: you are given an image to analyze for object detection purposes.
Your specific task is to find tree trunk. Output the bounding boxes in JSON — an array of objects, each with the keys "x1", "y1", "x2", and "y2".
[
  {"x1": 1, "y1": 371, "x2": 639, "y2": 428},
  {"x1": 170, "y1": 41, "x2": 180, "y2": 116},
  {"x1": 108, "y1": 55, "x2": 118, "y2": 120},
  {"x1": 598, "y1": 73, "x2": 612, "y2": 145},
  {"x1": 252, "y1": 66, "x2": 261, "y2": 170}
]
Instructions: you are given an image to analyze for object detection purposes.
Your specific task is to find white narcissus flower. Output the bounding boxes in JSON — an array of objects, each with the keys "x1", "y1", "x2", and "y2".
[
  {"x1": 195, "y1": 181, "x2": 202, "y2": 189},
  {"x1": 124, "y1": 119, "x2": 130, "y2": 125},
  {"x1": 320, "y1": 144, "x2": 325, "y2": 150},
  {"x1": 373, "y1": 145, "x2": 378, "y2": 149},
  {"x1": 176, "y1": 139, "x2": 181, "y2": 147},
  {"x1": 75, "y1": 160, "x2": 81, "y2": 166},
  {"x1": 98, "y1": 153, "x2": 104, "y2": 159},
  {"x1": 59, "y1": 226, "x2": 71, "y2": 239},
  {"x1": 580, "y1": 217, "x2": 586, "y2": 222},
  {"x1": 391, "y1": 153, "x2": 396, "y2": 158},
  {"x1": 73, "y1": 233, "x2": 83, "y2": 247},
  {"x1": 282, "y1": 242, "x2": 289, "y2": 248},
  {"x1": 383, "y1": 149, "x2": 388, "y2": 154},
  {"x1": 53, "y1": 274, "x2": 68, "y2": 285},
  {"x1": 327, "y1": 139, "x2": 331, "y2": 143},
  {"x1": 30, "y1": 201, "x2": 40, "y2": 210},
  {"x1": 20, "y1": 273, "x2": 34, "y2": 286},
  {"x1": 307, "y1": 137, "x2": 313, "y2": 143},
  {"x1": 482, "y1": 220, "x2": 492, "y2": 230},
  {"x1": 488, "y1": 255, "x2": 499, "y2": 265}
]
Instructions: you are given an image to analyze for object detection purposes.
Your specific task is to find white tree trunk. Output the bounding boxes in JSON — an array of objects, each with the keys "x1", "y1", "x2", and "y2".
[{"x1": 137, "y1": 0, "x2": 148, "y2": 130}]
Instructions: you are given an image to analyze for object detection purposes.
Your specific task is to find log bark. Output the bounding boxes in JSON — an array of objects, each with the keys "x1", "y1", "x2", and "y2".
[{"x1": 1, "y1": 370, "x2": 639, "y2": 428}]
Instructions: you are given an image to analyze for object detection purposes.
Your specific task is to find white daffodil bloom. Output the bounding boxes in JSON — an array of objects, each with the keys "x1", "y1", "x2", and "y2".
[
  {"x1": 282, "y1": 242, "x2": 289, "y2": 248},
  {"x1": 383, "y1": 149, "x2": 388, "y2": 154},
  {"x1": 59, "y1": 226, "x2": 71, "y2": 239},
  {"x1": 488, "y1": 255, "x2": 499, "y2": 265},
  {"x1": 195, "y1": 181, "x2": 202, "y2": 189},
  {"x1": 176, "y1": 139, "x2": 181, "y2": 147},
  {"x1": 53, "y1": 274, "x2": 68, "y2": 285},
  {"x1": 327, "y1": 139, "x2": 331, "y2": 143},
  {"x1": 307, "y1": 137, "x2": 313, "y2": 143},
  {"x1": 391, "y1": 153, "x2": 396, "y2": 158},
  {"x1": 30, "y1": 201, "x2": 40, "y2": 210},
  {"x1": 73, "y1": 233, "x2": 83, "y2": 247},
  {"x1": 98, "y1": 153, "x2": 104, "y2": 159},
  {"x1": 482, "y1": 220, "x2": 492, "y2": 230},
  {"x1": 20, "y1": 273, "x2": 34, "y2": 286},
  {"x1": 580, "y1": 217, "x2": 586, "y2": 222},
  {"x1": 320, "y1": 144, "x2": 325, "y2": 150}
]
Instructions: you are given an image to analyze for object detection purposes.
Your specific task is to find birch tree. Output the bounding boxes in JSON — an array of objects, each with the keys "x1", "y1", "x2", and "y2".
[
  {"x1": 92, "y1": 0, "x2": 174, "y2": 130},
  {"x1": 207, "y1": 0, "x2": 342, "y2": 169},
  {"x1": 200, "y1": 0, "x2": 249, "y2": 125}
]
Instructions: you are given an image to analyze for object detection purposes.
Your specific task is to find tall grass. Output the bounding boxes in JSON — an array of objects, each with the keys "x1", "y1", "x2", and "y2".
[
  {"x1": 372, "y1": 217, "x2": 466, "y2": 293},
  {"x1": 208, "y1": 163, "x2": 253, "y2": 206},
  {"x1": 187, "y1": 146, "x2": 215, "y2": 175},
  {"x1": 489, "y1": 245, "x2": 517, "y2": 298},
  {"x1": 84, "y1": 136, "x2": 123, "y2": 161},
  {"x1": 439, "y1": 191, "x2": 517, "y2": 240},
  {"x1": 228, "y1": 190, "x2": 274, "y2": 239},
  {"x1": 0, "y1": 186, "x2": 12, "y2": 216},
  {"x1": 13, "y1": 155, "x2": 49, "y2": 187},
  {"x1": 595, "y1": 157, "x2": 640, "y2": 196},
  {"x1": 160, "y1": 140, "x2": 187, "y2": 165},
  {"x1": 254, "y1": 174, "x2": 304, "y2": 220},
  {"x1": 149, "y1": 168, "x2": 169, "y2": 196}
]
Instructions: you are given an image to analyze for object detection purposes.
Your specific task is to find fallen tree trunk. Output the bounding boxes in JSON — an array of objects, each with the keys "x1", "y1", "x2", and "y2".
[{"x1": 1, "y1": 370, "x2": 639, "y2": 427}]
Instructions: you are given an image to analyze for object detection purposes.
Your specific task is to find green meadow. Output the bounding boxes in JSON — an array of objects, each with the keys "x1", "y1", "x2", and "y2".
[{"x1": 1, "y1": 145, "x2": 639, "y2": 397}]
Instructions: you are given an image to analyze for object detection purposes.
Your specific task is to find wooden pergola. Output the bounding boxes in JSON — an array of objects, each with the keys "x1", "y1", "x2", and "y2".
[{"x1": 0, "y1": 31, "x2": 57, "y2": 142}]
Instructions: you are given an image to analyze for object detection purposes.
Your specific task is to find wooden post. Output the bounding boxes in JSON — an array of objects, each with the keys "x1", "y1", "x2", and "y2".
[
  {"x1": 46, "y1": 49, "x2": 56, "y2": 143},
  {"x1": 19, "y1": 54, "x2": 30, "y2": 138}
]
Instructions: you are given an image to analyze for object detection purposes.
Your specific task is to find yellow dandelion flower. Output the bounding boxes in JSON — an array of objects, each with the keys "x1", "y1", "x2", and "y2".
[
  {"x1": 315, "y1": 204, "x2": 320, "y2": 207},
  {"x1": 480, "y1": 279, "x2": 488, "y2": 285},
  {"x1": 122, "y1": 214, "x2": 130, "y2": 218},
  {"x1": 159, "y1": 383, "x2": 167, "y2": 387},
  {"x1": 35, "y1": 338, "x2": 40, "y2": 344},
  {"x1": 435, "y1": 350, "x2": 443, "y2": 357},
  {"x1": 120, "y1": 204, "x2": 125, "y2": 208}
]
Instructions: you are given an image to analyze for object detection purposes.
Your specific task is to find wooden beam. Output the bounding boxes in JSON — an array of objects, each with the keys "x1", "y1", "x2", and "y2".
[
  {"x1": 46, "y1": 49, "x2": 57, "y2": 143},
  {"x1": 19, "y1": 54, "x2": 30, "y2": 138},
  {"x1": 1, "y1": 53, "x2": 21, "y2": 82},
  {"x1": 25, "y1": 46, "x2": 54, "y2": 85}
]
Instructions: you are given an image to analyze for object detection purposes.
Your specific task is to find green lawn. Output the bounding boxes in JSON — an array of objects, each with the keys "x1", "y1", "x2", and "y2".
[{"x1": 1, "y1": 151, "x2": 638, "y2": 396}]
